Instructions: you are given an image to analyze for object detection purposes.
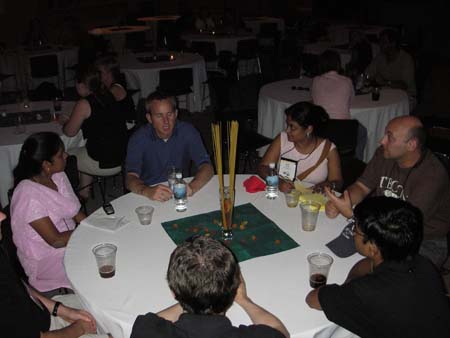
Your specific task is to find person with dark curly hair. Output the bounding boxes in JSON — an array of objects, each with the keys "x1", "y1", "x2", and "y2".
[{"x1": 306, "y1": 196, "x2": 450, "y2": 338}]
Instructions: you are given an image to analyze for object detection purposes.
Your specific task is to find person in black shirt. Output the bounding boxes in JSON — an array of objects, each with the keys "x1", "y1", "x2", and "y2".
[
  {"x1": 306, "y1": 197, "x2": 450, "y2": 338},
  {"x1": 131, "y1": 236, "x2": 289, "y2": 338},
  {"x1": 0, "y1": 211, "x2": 106, "y2": 338}
]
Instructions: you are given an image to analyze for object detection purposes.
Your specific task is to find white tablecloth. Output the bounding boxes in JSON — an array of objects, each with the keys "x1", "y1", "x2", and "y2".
[
  {"x1": 182, "y1": 33, "x2": 255, "y2": 54},
  {"x1": 120, "y1": 52, "x2": 209, "y2": 113},
  {"x1": 64, "y1": 175, "x2": 361, "y2": 338},
  {"x1": 257, "y1": 78, "x2": 409, "y2": 161},
  {"x1": 328, "y1": 24, "x2": 387, "y2": 44},
  {"x1": 243, "y1": 17, "x2": 285, "y2": 35},
  {"x1": 0, "y1": 101, "x2": 82, "y2": 207},
  {"x1": 0, "y1": 46, "x2": 78, "y2": 92}
]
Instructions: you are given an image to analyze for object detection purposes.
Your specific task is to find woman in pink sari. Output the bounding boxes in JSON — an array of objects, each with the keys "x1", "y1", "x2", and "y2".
[{"x1": 10, "y1": 132, "x2": 85, "y2": 297}]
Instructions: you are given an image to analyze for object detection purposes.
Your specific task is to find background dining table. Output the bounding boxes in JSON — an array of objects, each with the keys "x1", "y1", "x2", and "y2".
[
  {"x1": 64, "y1": 175, "x2": 361, "y2": 338},
  {"x1": 257, "y1": 77, "x2": 410, "y2": 161},
  {"x1": 119, "y1": 51, "x2": 209, "y2": 112},
  {"x1": 0, "y1": 100, "x2": 82, "y2": 207},
  {"x1": 88, "y1": 25, "x2": 149, "y2": 54},
  {"x1": 181, "y1": 32, "x2": 256, "y2": 54}
]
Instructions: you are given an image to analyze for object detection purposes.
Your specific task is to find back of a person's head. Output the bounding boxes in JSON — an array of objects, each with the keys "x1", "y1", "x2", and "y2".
[
  {"x1": 318, "y1": 50, "x2": 341, "y2": 75},
  {"x1": 167, "y1": 235, "x2": 241, "y2": 315},
  {"x1": 353, "y1": 196, "x2": 423, "y2": 261},
  {"x1": 285, "y1": 101, "x2": 329, "y2": 135},
  {"x1": 13, "y1": 132, "x2": 63, "y2": 187},
  {"x1": 76, "y1": 65, "x2": 102, "y2": 93}
]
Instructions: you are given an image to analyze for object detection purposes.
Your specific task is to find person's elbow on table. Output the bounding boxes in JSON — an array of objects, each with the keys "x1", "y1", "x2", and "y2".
[{"x1": 305, "y1": 288, "x2": 323, "y2": 310}]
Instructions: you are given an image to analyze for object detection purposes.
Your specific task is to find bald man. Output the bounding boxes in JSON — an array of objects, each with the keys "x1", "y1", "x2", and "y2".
[{"x1": 325, "y1": 116, "x2": 450, "y2": 267}]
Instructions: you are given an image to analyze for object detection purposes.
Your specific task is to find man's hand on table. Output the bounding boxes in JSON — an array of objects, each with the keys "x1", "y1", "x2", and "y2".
[{"x1": 144, "y1": 184, "x2": 173, "y2": 202}]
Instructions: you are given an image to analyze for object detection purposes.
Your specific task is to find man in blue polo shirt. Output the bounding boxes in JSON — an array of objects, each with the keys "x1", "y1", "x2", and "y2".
[{"x1": 126, "y1": 91, "x2": 214, "y2": 201}]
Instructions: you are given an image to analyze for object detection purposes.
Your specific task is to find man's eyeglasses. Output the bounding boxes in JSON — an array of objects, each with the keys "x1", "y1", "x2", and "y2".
[{"x1": 349, "y1": 217, "x2": 365, "y2": 237}]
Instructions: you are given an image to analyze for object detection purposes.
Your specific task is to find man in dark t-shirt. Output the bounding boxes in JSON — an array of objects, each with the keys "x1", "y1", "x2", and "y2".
[
  {"x1": 325, "y1": 115, "x2": 450, "y2": 267},
  {"x1": 130, "y1": 236, "x2": 288, "y2": 338},
  {"x1": 0, "y1": 211, "x2": 105, "y2": 338},
  {"x1": 306, "y1": 197, "x2": 450, "y2": 338}
]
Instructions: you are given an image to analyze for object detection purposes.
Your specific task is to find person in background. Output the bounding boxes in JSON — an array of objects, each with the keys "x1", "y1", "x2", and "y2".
[
  {"x1": 62, "y1": 66, "x2": 128, "y2": 200},
  {"x1": 306, "y1": 196, "x2": 450, "y2": 338},
  {"x1": 131, "y1": 235, "x2": 289, "y2": 338},
  {"x1": 10, "y1": 132, "x2": 85, "y2": 296},
  {"x1": 194, "y1": 7, "x2": 215, "y2": 31},
  {"x1": 125, "y1": 91, "x2": 213, "y2": 202},
  {"x1": 311, "y1": 50, "x2": 354, "y2": 120},
  {"x1": 258, "y1": 101, "x2": 343, "y2": 193},
  {"x1": 325, "y1": 116, "x2": 450, "y2": 268},
  {"x1": 365, "y1": 28, "x2": 416, "y2": 108},
  {"x1": 95, "y1": 55, "x2": 136, "y2": 122},
  {"x1": 1, "y1": 211, "x2": 111, "y2": 338},
  {"x1": 346, "y1": 30, "x2": 373, "y2": 84}
]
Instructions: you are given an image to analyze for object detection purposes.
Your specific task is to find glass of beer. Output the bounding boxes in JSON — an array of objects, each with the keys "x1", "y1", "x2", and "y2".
[
  {"x1": 307, "y1": 252, "x2": 333, "y2": 288},
  {"x1": 92, "y1": 243, "x2": 117, "y2": 278}
]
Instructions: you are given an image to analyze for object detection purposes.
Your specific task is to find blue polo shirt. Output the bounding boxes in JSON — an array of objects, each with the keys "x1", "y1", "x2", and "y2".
[{"x1": 126, "y1": 121, "x2": 211, "y2": 185}]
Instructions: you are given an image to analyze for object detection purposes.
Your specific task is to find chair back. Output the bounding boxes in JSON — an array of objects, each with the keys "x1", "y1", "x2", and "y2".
[
  {"x1": 191, "y1": 41, "x2": 217, "y2": 62},
  {"x1": 237, "y1": 39, "x2": 259, "y2": 59},
  {"x1": 319, "y1": 119, "x2": 359, "y2": 158},
  {"x1": 158, "y1": 68, "x2": 193, "y2": 96}
]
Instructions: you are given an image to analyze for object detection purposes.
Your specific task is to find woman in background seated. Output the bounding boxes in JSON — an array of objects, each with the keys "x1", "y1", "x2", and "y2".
[
  {"x1": 96, "y1": 55, "x2": 136, "y2": 122},
  {"x1": 258, "y1": 102, "x2": 342, "y2": 193},
  {"x1": 311, "y1": 50, "x2": 354, "y2": 120},
  {"x1": 63, "y1": 66, "x2": 128, "y2": 199},
  {"x1": 11, "y1": 132, "x2": 85, "y2": 296}
]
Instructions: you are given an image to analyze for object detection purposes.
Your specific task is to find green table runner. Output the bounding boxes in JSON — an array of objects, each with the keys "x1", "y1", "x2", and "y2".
[{"x1": 161, "y1": 203, "x2": 299, "y2": 262}]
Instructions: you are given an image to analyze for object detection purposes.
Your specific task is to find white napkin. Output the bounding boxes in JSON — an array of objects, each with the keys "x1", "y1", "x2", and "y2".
[{"x1": 83, "y1": 215, "x2": 130, "y2": 233}]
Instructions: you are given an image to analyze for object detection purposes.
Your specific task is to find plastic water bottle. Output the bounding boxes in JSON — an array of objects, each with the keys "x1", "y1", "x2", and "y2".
[
  {"x1": 265, "y1": 163, "x2": 279, "y2": 199},
  {"x1": 173, "y1": 173, "x2": 187, "y2": 212}
]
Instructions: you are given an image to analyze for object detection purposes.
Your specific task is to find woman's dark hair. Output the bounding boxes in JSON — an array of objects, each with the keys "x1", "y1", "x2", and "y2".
[
  {"x1": 167, "y1": 235, "x2": 241, "y2": 315},
  {"x1": 285, "y1": 101, "x2": 329, "y2": 135},
  {"x1": 13, "y1": 132, "x2": 64, "y2": 187},
  {"x1": 353, "y1": 196, "x2": 423, "y2": 261},
  {"x1": 76, "y1": 65, "x2": 103, "y2": 94},
  {"x1": 318, "y1": 49, "x2": 341, "y2": 75}
]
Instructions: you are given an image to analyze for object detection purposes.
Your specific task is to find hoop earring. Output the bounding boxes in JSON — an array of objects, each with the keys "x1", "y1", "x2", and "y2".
[{"x1": 306, "y1": 132, "x2": 310, "y2": 138}]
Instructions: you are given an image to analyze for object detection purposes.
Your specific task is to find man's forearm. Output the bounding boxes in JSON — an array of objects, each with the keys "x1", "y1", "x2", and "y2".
[
  {"x1": 189, "y1": 163, "x2": 213, "y2": 194},
  {"x1": 127, "y1": 174, "x2": 148, "y2": 196},
  {"x1": 346, "y1": 182, "x2": 370, "y2": 216},
  {"x1": 238, "y1": 297, "x2": 290, "y2": 338}
]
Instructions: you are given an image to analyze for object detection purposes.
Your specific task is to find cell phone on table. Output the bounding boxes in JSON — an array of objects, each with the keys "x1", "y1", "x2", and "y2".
[{"x1": 103, "y1": 203, "x2": 115, "y2": 215}]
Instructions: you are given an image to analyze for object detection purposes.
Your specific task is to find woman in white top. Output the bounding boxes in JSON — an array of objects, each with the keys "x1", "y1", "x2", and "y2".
[{"x1": 258, "y1": 102, "x2": 343, "y2": 193}]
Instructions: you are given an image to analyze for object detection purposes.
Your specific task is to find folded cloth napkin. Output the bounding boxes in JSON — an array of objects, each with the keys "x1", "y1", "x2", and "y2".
[
  {"x1": 84, "y1": 215, "x2": 130, "y2": 233},
  {"x1": 243, "y1": 175, "x2": 266, "y2": 193},
  {"x1": 326, "y1": 222, "x2": 357, "y2": 258}
]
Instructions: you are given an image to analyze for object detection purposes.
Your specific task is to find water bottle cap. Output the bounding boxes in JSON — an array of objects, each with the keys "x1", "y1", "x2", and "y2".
[
  {"x1": 269, "y1": 163, "x2": 275, "y2": 169},
  {"x1": 175, "y1": 172, "x2": 182, "y2": 179}
]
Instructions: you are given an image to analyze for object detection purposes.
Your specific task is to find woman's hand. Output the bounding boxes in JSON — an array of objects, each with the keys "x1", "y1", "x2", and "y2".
[
  {"x1": 279, "y1": 178, "x2": 294, "y2": 193},
  {"x1": 58, "y1": 304, "x2": 96, "y2": 327}
]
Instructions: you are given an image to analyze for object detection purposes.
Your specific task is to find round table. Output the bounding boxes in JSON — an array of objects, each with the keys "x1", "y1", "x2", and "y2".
[
  {"x1": 89, "y1": 26, "x2": 149, "y2": 54},
  {"x1": 64, "y1": 175, "x2": 361, "y2": 338},
  {"x1": 181, "y1": 33, "x2": 255, "y2": 54},
  {"x1": 119, "y1": 51, "x2": 209, "y2": 112},
  {"x1": 328, "y1": 24, "x2": 388, "y2": 44},
  {"x1": 257, "y1": 78, "x2": 410, "y2": 161},
  {"x1": 0, "y1": 101, "x2": 82, "y2": 207}
]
